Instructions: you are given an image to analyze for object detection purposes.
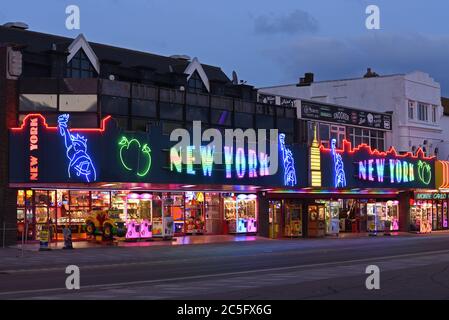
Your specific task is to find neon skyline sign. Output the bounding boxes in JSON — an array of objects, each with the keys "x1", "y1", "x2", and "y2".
[{"x1": 321, "y1": 140, "x2": 434, "y2": 188}]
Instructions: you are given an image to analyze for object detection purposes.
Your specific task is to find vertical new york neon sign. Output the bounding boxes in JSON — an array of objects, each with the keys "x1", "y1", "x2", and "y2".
[{"x1": 29, "y1": 117, "x2": 39, "y2": 181}]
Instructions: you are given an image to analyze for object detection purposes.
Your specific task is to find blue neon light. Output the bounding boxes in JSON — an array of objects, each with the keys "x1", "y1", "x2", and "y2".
[
  {"x1": 331, "y1": 139, "x2": 346, "y2": 188},
  {"x1": 58, "y1": 114, "x2": 97, "y2": 182},
  {"x1": 279, "y1": 133, "x2": 297, "y2": 187}
]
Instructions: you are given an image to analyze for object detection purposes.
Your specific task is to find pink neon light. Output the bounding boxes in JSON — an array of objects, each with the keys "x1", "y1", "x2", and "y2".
[{"x1": 320, "y1": 139, "x2": 434, "y2": 160}]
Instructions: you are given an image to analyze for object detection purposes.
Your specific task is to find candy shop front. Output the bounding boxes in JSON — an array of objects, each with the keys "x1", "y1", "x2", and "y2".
[{"x1": 10, "y1": 114, "x2": 305, "y2": 243}]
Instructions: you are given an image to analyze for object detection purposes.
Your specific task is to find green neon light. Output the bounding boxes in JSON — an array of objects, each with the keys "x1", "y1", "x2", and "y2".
[
  {"x1": 118, "y1": 136, "x2": 151, "y2": 177},
  {"x1": 417, "y1": 160, "x2": 432, "y2": 185}
]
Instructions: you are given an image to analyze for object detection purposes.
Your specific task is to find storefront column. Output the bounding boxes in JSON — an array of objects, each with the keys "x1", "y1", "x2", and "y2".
[
  {"x1": 398, "y1": 191, "x2": 412, "y2": 232},
  {"x1": 257, "y1": 192, "x2": 269, "y2": 237},
  {"x1": 0, "y1": 45, "x2": 20, "y2": 246}
]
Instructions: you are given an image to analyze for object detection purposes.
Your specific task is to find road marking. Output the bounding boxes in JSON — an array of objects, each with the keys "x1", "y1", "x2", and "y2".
[{"x1": 3, "y1": 249, "x2": 449, "y2": 298}]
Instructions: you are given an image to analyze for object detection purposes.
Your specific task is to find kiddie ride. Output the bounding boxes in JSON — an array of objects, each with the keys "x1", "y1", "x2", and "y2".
[
  {"x1": 85, "y1": 209, "x2": 153, "y2": 241},
  {"x1": 85, "y1": 209, "x2": 127, "y2": 240}
]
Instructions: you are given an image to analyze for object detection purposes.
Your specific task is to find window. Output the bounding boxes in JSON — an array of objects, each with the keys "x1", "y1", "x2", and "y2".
[
  {"x1": 132, "y1": 99, "x2": 157, "y2": 118},
  {"x1": 59, "y1": 95, "x2": 97, "y2": 112},
  {"x1": 19, "y1": 94, "x2": 57, "y2": 111},
  {"x1": 408, "y1": 101, "x2": 415, "y2": 119},
  {"x1": 234, "y1": 112, "x2": 253, "y2": 128},
  {"x1": 101, "y1": 96, "x2": 129, "y2": 116},
  {"x1": 160, "y1": 103, "x2": 183, "y2": 121},
  {"x1": 187, "y1": 71, "x2": 207, "y2": 94},
  {"x1": 330, "y1": 125, "x2": 346, "y2": 148},
  {"x1": 186, "y1": 105, "x2": 209, "y2": 123},
  {"x1": 418, "y1": 103, "x2": 428, "y2": 122},
  {"x1": 432, "y1": 105, "x2": 437, "y2": 123},
  {"x1": 348, "y1": 127, "x2": 385, "y2": 151},
  {"x1": 66, "y1": 50, "x2": 97, "y2": 79}
]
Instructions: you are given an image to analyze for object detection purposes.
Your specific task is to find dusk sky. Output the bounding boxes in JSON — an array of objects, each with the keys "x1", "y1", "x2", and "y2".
[{"x1": 2, "y1": 0, "x2": 449, "y2": 94}]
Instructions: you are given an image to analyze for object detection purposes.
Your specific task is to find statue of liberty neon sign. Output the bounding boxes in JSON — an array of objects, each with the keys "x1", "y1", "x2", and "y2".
[{"x1": 58, "y1": 114, "x2": 97, "y2": 182}]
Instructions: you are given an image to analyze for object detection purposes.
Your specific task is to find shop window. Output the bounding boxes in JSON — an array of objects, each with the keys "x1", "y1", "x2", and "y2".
[
  {"x1": 223, "y1": 194, "x2": 257, "y2": 234},
  {"x1": 185, "y1": 192, "x2": 206, "y2": 234},
  {"x1": 66, "y1": 50, "x2": 97, "y2": 79}
]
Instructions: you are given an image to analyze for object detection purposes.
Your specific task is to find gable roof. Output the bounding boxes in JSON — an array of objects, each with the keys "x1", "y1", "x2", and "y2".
[{"x1": 0, "y1": 25, "x2": 230, "y2": 82}]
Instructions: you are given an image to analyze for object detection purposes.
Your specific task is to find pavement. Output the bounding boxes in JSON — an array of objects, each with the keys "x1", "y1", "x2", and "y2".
[{"x1": 1, "y1": 232, "x2": 449, "y2": 299}]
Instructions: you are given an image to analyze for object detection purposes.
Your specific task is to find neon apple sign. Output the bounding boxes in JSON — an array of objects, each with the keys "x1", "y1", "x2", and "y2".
[{"x1": 118, "y1": 136, "x2": 152, "y2": 177}]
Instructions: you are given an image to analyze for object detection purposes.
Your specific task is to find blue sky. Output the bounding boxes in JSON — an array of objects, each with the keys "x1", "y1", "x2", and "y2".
[{"x1": 2, "y1": 0, "x2": 449, "y2": 94}]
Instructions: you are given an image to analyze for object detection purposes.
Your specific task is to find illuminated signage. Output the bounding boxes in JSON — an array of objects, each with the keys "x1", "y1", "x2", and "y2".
[
  {"x1": 57, "y1": 114, "x2": 97, "y2": 182},
  {"x1": 415, "y1": 192, "x2": 448, "y2": 200},
  {"x1": 170, "y1": 145, "x2": 270, "y2": 179},
  {"x1": 320, "y1": 140, "x2": 435, "y2": 189},
  {"x1": 118, "y1": 136, "x2": 152, "y2": 177},
  {"x1": 29, "y1": 117, "x2": 39, "y2": 181},
  {"x1": 279, "y1": 133, "x2": 297, "y2": 186},
  {"x1": 309, "y1": 125, "x2": 321, "y2": 187},
  {"x1": 331, "y1": 139, "x2": 346, "y2": 188}
]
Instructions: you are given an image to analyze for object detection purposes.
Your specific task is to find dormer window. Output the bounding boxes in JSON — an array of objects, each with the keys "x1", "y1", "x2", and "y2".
[
  {"x1": 66, "y1": 49, "x2": 97, "y2": 78},
  {"x1": 187, "y1": 70, "x2": 207, "y2": 94}
]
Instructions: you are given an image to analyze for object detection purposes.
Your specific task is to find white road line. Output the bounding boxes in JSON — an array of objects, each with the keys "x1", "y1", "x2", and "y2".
[{"x1": 3, "y1": 249, "x2": 449, "y2": 297}]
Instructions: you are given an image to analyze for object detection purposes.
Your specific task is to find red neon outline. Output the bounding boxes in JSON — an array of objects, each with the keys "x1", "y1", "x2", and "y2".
[
  {"x1": 320, "y1": 139, "x2": 434, "y2": 160},
  {"x1": 10, "y1": 113, "x2": 112, "y2": 133}
]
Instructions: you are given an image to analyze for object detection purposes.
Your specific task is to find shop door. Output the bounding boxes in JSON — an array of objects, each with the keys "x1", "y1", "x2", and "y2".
[
  {"x1": 308, "y1": 205, "x2": 325, "y2": 238},
  {"x1": 269, "y1": 201, "x2": 281, "y2": 239},
  {"x1": 284, "y1": 200, "x2": 302, "y2": 237},
  {"x1": 205, "y1": 193, "x2": 222, "y2": 234}
]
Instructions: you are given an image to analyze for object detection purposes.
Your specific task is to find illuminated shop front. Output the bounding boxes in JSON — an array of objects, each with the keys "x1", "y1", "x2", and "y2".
[
  {"x1": 408, "y1": 161, "x2": 449, "y2": 233},
  {"x1": 10, "y1": 114, "x2": 307, "y2": 242}
]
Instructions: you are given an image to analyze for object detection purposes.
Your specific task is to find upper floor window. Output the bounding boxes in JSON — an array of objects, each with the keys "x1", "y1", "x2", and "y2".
[
  {"x1": 408, "y1": 101, "x2": 415, "y2": 119},
  {"x1": 187, "y1": 71, "x2": 207, "y2": 94},
  {"x1": 66, "y1": 50, "x2": 97, "y2": 79},
  {"x1": 418, "y1": 103, "x2": 428, "y2": 122},
  {"x1": 432, "y1": 105, "x2": 437, "y2": 123}
]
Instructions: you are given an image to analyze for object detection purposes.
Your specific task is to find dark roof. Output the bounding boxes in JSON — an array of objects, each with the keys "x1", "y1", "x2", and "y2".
[
  {"x1": 0, "y1": 25, "x2": 230, "y2": 82},
  {"x1": 442, "y1": 97, "x2": 449, "y2": 116}
]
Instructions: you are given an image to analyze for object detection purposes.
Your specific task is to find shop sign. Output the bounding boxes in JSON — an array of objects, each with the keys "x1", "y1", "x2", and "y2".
[
  {"x1": 415, "y1": 192, "x2": 448, "y2": 200},
  {"x1": 319, "y1": 139, "x2": 435, "y2": 189},
  {"x1": 301, "y1": 101, "x2": 392, "y2": 130},
  {"x1": 29, "y1": 117, "x2": 39, "y2": 181},
  {"x1": 9, "y1": 114, "x2": 308, "y2": 188}
]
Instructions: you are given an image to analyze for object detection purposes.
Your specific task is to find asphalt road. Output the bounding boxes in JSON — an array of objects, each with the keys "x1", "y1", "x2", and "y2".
[{"x1": 1, "y1": 234, "x2": 449, "y2": 299}]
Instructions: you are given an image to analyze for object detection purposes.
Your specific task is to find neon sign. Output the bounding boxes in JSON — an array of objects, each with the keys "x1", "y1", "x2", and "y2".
[
  {"x1": 58, "y1": 114, "x2": 97, "y2": 182},
  {"x1": 279, "y1": 133, "x2": 297, "y2": 186},
  {"x1": 321, "y1": 139, "x2": 434, "y2": 188},
  {"x1": 309, "y1": 125, "x2": 321, "y2": 187},
  {"x1": 331, "y1": 139, "x2": 346, "y2": 188},
  {"x1": 170, "y1": 145, "x2": 271, "y2": 179},
  {"x1": 118, "y1": 136, "x2": 152, "y2": 177},
  {"x1": 29, "y1": 117, "x2": 39, "y2": 181}
]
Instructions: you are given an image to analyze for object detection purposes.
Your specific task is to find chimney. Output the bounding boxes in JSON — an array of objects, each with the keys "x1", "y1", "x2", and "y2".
[
  {"x1": 297, "y1": 72, "x2": 314, "y2": 87},
  {"x1": 363, "y1": 67, "x2": 379, "y2": 78}
]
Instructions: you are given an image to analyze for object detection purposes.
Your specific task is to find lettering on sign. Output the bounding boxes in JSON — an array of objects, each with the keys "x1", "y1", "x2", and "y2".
[{"x1": 29, "y1": 117, "x2": 39, "y2": 180}]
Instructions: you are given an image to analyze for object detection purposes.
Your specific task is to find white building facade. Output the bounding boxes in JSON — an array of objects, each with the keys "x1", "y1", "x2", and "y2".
[{"x1": 260, "y1": 71, "x2": 446, "y2": 159}]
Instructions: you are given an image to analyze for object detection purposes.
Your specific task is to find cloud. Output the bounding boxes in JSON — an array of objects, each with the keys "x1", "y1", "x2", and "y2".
[
  {"x1": 268, "y1": 33, "x2": 449, "y2": 95},
  {"x1": 254, "y1": 9, "x2": 319, "y2": 35}
]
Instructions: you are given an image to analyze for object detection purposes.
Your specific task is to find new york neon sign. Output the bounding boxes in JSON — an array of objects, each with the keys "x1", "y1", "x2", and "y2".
[
  {"x1": 29, "y1": 117, "x2": 39, "y2": 181},
  {"x1": 321, "y1": 140, "x2": 434, "y2": 187}
]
